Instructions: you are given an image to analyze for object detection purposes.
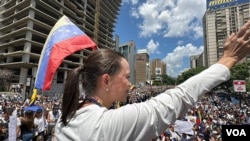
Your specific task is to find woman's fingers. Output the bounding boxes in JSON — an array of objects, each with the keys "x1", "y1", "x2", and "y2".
[
  {"x1": 236, "y1": 21, "x2": 250, "y2": 38},
  {"x1": 242, "y1": 28, "x2": 250, "y2": 41}
]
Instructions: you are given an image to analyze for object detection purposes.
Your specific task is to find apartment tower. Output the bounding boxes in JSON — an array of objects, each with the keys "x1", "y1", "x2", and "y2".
[
  {"x1": 118, "y1": 41, "x2": 136, "y2": 84},
  {"x1": 0, "y1": 0, "x2": 122, "y2": 93},
  {"x1": 203, "y1": 0, "x2": 250, "y2": 67},
  {"x1": 150, "y1": 59, "x2": 166, "y2": 79},
  {"x1": 135, "y1": 49, "x2": 149, "y2": 85}
]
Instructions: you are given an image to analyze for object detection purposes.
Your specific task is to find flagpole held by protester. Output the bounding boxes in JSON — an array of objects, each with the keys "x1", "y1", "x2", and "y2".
[{"x1": 29, "y1": 15, "x2": 97, "y2": 105}]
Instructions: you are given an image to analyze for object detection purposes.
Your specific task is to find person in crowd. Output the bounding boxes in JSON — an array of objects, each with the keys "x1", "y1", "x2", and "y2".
[
  {"x1": 33, "y1": 108, "x2": 47, "y2": 141},
  {"x1": 55, "y1": 21, "x2": 250, "y2": 141},
  {"x1": 166, "y1": 124, "x2": 181, "y2": 141},
  {"x1": 48, "y1": 128, "x2": 56, "y2": 141},
  {"x1": 17, "y1": 110, "x2": 35, "y2": 141},
  {"x1": 180, "y1": 133, "x2": 190, "y2": 141},
  {"x1": 0, "y1": 108, "x2": 12, "y2": 141},
  {"x1": 10, "y1": 84, "x2": 16, "y2": 92},
  {"x1": 197, "y1": 133, "x2": 205, "y2": 141},
  {"x1": 47, "y1": 103, "x2": 60, "y2": 138},
  {"x1": 17, "y1": 84, "x2": 21, "y2": 93}
]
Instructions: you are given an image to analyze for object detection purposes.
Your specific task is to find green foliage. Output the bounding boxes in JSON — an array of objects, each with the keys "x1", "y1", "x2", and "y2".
[
  {"x1": 227, "y1": 62, "x2": 250, "y2": 91},
  {"x1": 151, "y1": 74, "x2": 176, "y2": 86},
  {"x1": 176, "y1": 62, "x2": 250, "y2": 91},
  {"x1": 214, "y1": 62, "x2": 250, "y2": 91},
  {"x1": 230, "y1": 62, "x2": 249, "y2": 80},
  {"x1": 161, "y1": 74, "x2": 176, "y2": 85},
  {"x1": 246, "y1": 82, "x2": 250, "y2": 92},
  {"x1": 177, "y1": 66, "x2": 207, "y2": 84},
  {"x1": 152, "y1": 81, "x2": 162, "y2": 86}
]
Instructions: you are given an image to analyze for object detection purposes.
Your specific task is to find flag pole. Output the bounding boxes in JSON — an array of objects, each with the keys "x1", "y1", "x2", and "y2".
[{"x1": 41, "y1": 90, "x2": 44, "y2": 104}]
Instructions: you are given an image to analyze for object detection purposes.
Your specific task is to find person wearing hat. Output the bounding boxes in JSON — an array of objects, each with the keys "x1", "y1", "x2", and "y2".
[
  {"x1": 197, "y1": 133, "x2": 205, "y2": 141},
  {"x1": 17, "y1": 110, "x2": 35, "y2": 141}
]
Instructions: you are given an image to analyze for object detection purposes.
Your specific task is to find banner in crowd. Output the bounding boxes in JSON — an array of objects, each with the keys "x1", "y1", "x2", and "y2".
[{"x1": 174, "y1": 120, "x2": 195, "y2": 135}]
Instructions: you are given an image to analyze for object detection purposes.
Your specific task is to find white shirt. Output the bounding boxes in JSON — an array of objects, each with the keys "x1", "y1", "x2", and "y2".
[
  {"x1": 55, "y1": 64, "x2": 230, "y2": 141},
  {"x1": 48, "y1": 110, "x2": 61, "y2": 123},
  {"x1": 34, "y1": 115, "x2": 48, "y2": 133},
  {"x1": 168, "y1": 129, "x2": 181, "y2": 141}
]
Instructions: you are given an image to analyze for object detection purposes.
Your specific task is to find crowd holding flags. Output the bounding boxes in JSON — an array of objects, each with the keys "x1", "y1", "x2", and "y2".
[{"x1": 29, "y1": 15, "x2": 97, "y2": 105}]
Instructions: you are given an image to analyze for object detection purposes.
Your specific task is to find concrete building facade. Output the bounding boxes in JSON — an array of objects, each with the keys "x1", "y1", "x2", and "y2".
[
  {"x1": 190, "y1": 53, "x2": 204, "y2": 69},
  {"x1": 135, "y1": 49, "x2": 149, "y2": 85},
  {"x1": 118, "y1": 41, "x2": 136, "y2": 84},
  {"x1": 203, "y1": 0, "x2": 250, "y2": 67},
  {"x1": 150, "y1": 59, "x2": 166, "y2": 79},
  {"x1": 0, "y1": 0, "x2": 122, "y2": 93}
]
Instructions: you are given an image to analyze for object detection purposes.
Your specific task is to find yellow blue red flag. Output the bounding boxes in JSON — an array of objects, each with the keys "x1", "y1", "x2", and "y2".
[{"x1": 34, "y1": 15, "x2": 97, "y2": 90}]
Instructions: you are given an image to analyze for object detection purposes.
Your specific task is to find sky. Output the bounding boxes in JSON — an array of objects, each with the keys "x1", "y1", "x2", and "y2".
[{"x1": 114, "y1": 0, "x2": 207, "y2": 78}]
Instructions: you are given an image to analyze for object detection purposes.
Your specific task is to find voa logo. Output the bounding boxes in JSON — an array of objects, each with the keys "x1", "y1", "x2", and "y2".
[{"x1": 226, "y1": 129, "x2": 246, "y2": 136}]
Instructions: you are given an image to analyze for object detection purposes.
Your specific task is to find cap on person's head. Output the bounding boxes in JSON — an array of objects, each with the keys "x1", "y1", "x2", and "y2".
[
  {"x1": 25, "y1": 110, "x2": 34, "y2": 115},
  {"x1": 198, "y1": 133, "x2": 205, "y2": 138},
  {"x1": 36, "y1": 109, "x2": 43, "y2": 113},
  {"x1": 166, "y1": 130, "x2": 171, "y2": 136},
  {"x1": 210, "y1": 130, "x2": 218, "y2": 136},
  {"x1": 217, "y1": 135, "x2": 222, "y2": 139}
]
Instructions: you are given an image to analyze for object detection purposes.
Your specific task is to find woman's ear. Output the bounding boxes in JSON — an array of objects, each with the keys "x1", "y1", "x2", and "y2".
[{"x1": 100, "y1": 74, "x2": 110, "y2": 87}]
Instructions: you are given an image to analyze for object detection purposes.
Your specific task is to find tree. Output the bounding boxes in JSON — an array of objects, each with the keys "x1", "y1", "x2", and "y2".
[
  {"x1": 227, "y1": 62, "x2": 250, "y2": 91},
  {"x1": 161, "y1": 74, "x2": 176, "y2": 85},
  {"x1": 176, "y1": 66, "x2": 207, "y2": 84},
  {"x1": 0, "y1": 69, "x2": 14, "y2": 91}
]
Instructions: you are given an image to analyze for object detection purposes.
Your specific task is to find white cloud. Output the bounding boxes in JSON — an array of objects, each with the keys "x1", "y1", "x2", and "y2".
[
  {"x1": 177, "y1": 40, "x2": 184, "y2": 45},
  {"x1": 130, "y1": 0, "x2": 206, "y2": 38},
  {"x1": 146, "y1": 39, "x2": 160, "y2": 54},
  {"x1": 131, "y1": 7, "x2": 140, "y2": 19},
  {"x1": 131, "y1": 0, "x2": 139, "y2": 5},
  {"x1": 190, "y1": 22, "x2": 204, "y2": 39},
  {"x1": 162, "y1": 43, "x2": 204, "y2": 77},
  {"x1": 122, "y1": 0, "x2": 138, "y2": 5},
  {"x1": 121, "y1": 0, "x2": 206, "y2": 77}
]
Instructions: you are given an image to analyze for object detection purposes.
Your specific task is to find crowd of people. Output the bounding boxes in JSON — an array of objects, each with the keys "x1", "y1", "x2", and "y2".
[
  {"x1": 0, "y1": 84, "x2": 250, "y2": 141},
  {"x1": 0, "y1": 20, "x2": 250, "y2": 141},
  {"x1": 9, "y1": 84, "x2": 23, "y2": 93},
  {"x1": 122, "y1": 86, "x2": 250, "y2": 141},
  {"x1": 0, "y1": 92, "x2": 61, "y2": 141}
]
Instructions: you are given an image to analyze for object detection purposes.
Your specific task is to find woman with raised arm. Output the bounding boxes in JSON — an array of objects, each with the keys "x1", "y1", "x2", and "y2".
[{"x1": 55, "y1": 21, "x2": 250, "y2": 141}]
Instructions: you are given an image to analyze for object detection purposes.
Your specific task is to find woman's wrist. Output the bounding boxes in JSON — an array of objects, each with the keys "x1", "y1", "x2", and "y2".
[{"x1": 217, "y1": 56, "x2": 238, "y2": 69}]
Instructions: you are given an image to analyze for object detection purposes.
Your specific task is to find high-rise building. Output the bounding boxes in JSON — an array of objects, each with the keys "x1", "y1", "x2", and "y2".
[
  {"x1": 135, "y1": 49, "x2": 149, "y2": 85},
  {"x1": 150, "y1": 59, "x2": 166, "y2": 79},
  {"x1": 190, "y1": 53, "x2": 204, "y2": 69},
  {"x1": 203, "y1": 0, "x2": 250, "y2": 67},
  {"x1": 0, "y1": 0, "x2": 122, "y2": 93},
  {"x1": 118, "y1": 41, "x2": 136, "y2": 84}
]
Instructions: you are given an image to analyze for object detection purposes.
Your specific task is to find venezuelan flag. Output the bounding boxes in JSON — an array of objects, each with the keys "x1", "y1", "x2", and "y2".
[
  {"x1": 196, "y1": 109, "x2": 202, "y2": 125},
  {"x1": 35, "y1": 15, "x2": 97, "y2": 90}
]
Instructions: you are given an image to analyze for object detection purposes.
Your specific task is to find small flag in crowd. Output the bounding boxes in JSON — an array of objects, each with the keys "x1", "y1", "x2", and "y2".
[
  {"x1": 130, "y1": 85, "x2": 136, "y2": 91},
  {"x1": 196, "y1": 110, "x2": 202, "y2": 125},
  {"x1": 29, "y1": 88, "x2": 38, "y2": 105},
  {"x1": 34, "y1": 15, "x2": 97, "y2": 90}
]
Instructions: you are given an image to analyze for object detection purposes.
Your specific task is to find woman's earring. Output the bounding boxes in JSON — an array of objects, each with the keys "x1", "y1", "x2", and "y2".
[{"x1": 106, "y1": 88, "x2": 109, "y2": 92}]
